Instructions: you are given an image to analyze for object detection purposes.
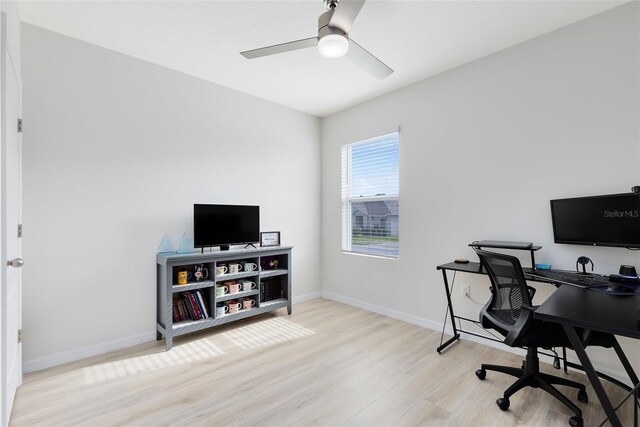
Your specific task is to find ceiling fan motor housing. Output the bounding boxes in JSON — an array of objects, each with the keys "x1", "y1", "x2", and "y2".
[{"x1": 318, "y1": 9, "x2": 347, "y2": 39}]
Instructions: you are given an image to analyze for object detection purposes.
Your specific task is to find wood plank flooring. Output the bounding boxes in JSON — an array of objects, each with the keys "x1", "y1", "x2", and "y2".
[{"x1": 10, "y1": 299, "x2": 635, "y2": 426}]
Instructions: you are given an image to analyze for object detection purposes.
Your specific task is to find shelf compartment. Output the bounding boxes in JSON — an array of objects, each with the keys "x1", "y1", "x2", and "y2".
[
  {"x1": 216, "y1": 289, "x2": 259, "y2": 302},
  {"x1": 259, "y1": 269, "x2": 288, "y2": 279},
  {"x1": 172, "y1": 280, "x2": 215, "y2": 293},
  {"x1": 215, "y1": 271, "x2": 259, "y2": 282}
]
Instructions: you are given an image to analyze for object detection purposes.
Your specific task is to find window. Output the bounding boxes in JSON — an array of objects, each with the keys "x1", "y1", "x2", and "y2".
[{"x1": 341, "y1": 132, "x2": 399, "y2": 258}]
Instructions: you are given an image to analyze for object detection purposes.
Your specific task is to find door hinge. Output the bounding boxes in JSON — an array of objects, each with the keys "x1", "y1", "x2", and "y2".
[
  {"x1": 17, "y1": 118, "x2": 22, "y2": 133},
  {"x1": 17, "y1": 224, "x2": 22, "y2": 238},
  {"x1": 18, "y1": 329, "x2": 22, "y2": 343}
]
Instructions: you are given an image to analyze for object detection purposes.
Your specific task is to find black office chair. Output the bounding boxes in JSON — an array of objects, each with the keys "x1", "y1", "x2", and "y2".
[{"x1": 473, "y1": 249, "x2": 602, "y2": 427}]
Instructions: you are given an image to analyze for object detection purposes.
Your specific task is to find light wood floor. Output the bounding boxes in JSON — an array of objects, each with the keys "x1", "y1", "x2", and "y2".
[{"x1": 11, "y1": 299, "x2": 635, "y2": 426}]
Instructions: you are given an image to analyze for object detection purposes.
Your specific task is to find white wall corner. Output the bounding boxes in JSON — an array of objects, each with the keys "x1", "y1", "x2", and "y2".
[{"x1": 293, "y1": 291, "x2": 322, "y2": 304}]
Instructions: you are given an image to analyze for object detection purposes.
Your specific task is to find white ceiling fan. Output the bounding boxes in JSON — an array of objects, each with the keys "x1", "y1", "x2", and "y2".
[{"x1": 240, "y1": 0, "x2": 393, "y2": 80}]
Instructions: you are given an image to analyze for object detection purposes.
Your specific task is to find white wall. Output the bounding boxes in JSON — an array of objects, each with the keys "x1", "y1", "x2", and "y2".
[
  {"x1": 321, "y1": 3, "x2": 639, "y2": 379},
  {"x1": 21, "y1": 24, "x2": 321, "y2": 371}
]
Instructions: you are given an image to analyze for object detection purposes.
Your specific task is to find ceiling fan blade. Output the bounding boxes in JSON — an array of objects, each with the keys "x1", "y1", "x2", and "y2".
[
  {"x1": 240, "y1": 37, "x2": 318, "y2": 59},
  {"x1": 346, "y1": 38, "x2": 393, "y2": 79},
  {"x1": 329, "y1": 0, "x2": 366, "y2": 33}
]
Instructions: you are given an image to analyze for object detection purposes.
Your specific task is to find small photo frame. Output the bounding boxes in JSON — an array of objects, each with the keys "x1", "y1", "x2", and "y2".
[{"x1": 260, "y1": 231, "x2": 281, "y2": 247}]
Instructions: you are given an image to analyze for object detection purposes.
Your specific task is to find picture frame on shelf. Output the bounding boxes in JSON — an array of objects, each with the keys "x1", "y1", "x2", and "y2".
[{"x1": 260, "y1": 231, "x2": 281, "y2": 247}]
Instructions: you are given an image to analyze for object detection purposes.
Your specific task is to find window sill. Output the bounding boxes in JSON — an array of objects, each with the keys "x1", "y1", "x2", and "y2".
[{"x1": 341, "y1": 250, "x2": 399, "y2": 260}]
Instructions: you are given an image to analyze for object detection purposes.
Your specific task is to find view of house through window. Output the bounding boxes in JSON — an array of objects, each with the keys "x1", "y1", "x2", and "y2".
[{"x1": 341, "y1": 132, "x2": 399, "y2": 258}]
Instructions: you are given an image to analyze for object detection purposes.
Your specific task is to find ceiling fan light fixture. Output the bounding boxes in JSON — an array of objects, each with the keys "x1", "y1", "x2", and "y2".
[{"x1": 318, "y1": 33, "x2": 349, "y2": 58}]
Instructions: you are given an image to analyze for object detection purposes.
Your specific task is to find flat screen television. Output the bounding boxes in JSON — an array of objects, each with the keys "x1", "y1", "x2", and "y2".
[
  {"x1": 194, "y1": 204, "x2": 259, "y2": 250},
  {"x1": 550, "y1": 193, "x2": 640, "y2": 248}
]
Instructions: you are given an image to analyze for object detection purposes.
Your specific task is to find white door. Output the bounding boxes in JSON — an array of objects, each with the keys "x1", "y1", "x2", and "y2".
[{"x1": 1, "y1": 10, "x2": 22, "y2": 427}]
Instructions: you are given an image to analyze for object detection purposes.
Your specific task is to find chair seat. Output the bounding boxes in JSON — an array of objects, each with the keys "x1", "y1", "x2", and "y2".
[
  {"x1": 484, "y1": 311, "x2": 616, "y2": 349},
  {"x1": 518, "y1": 319, "x2": 572, "y2": 347}
]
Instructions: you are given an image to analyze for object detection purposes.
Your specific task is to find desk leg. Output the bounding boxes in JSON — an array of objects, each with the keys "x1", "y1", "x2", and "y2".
[
  {"x1": 613, "y1": 338, "x2": 640, "y2": 385},
  {"x1": 437, "y1": 269, "x2": 460, "y2": 353},
  {"x1": 612, "y1": 338, "x2": 640, "y2": 427},
  {"x1": 563, "y1": 324, "x2": 622, "y2": 427}
]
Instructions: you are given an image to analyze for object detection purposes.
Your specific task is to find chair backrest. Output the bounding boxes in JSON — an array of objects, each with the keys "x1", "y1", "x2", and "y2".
[{"x1": 475, "y1": 249, "x2": 533, "y2": 332}]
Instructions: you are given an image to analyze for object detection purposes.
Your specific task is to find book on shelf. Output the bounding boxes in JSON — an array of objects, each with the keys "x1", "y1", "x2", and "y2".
[
  {"x1": 183, "y1": 296, "x2": 196, "y2": 319},
  {"x1": 173, "y1": 290, "x2": 211, "y2": 322},
  {"x1": 196, "y1": 290, "x2": 209, "y2": 318},
  {"x1": 184, "y1": 292, "x2": 202, "y2": 319},
  {"x1": 176, "y1": 299, "x2": 186, "y2": 321},
  {"x1": 260, "y1": 278, "x2": 285, "y2": 303}
]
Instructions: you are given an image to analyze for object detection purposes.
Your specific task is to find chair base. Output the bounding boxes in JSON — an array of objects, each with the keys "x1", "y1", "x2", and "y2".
[{"x1": 476, "y1": 347, "x2": 586, "y2": 427}]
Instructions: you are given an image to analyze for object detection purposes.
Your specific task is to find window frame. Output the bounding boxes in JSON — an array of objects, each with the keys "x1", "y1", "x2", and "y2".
[{"x1": 341, "y1": 131, "x2": 399, "y2": 259}]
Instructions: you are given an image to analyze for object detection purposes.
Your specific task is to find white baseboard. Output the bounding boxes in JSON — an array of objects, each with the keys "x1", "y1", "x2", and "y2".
[
  {"x1": 24, "y1": 291, "x2": 323, "y2": 373},
  {"x1": 321, "y1": 291, "x2": 445, "y2": 331},
  {"x1": 319, "y1": 291, "x2": 629, "y2": 384},
  {"x1": 23, "y1": 331, "x2": 156, "y2": 373},
  {"x1": 293, "y1": 291, "x2": 322, "y2": 304}
]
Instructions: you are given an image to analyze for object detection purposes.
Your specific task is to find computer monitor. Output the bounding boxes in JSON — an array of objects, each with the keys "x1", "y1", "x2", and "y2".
[{"x1": 550, "y1": 193, "x2": 640, "y2": 249}]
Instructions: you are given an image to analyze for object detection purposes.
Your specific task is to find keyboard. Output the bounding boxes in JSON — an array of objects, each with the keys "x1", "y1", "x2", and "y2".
[{"x1": 528, "y1": 270, "x2": 610, "y2": 287}]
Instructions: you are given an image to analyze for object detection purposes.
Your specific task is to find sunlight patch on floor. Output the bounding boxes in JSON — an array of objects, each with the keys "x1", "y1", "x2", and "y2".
[
  {"x1": 82, "y1": 339, "x2": 224, "y2": 384},
  {"x1": 223, "y1": 317, "x2": 315, "y2": 349}
]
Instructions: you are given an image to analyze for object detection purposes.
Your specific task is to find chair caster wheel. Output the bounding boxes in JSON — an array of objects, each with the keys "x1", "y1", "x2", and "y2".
[
  {"x1": 569, "y1": 416, "x2": 583, "y2": 427},
  {"x1": 577, "y1": 389, "x2": 588, "y2": 403},
  {"x1": 496, "y1": 398, "x2": 510, "y2": 411},
  {"x1": 475, "y1": 369, "x2": 486, "y2": 380}
]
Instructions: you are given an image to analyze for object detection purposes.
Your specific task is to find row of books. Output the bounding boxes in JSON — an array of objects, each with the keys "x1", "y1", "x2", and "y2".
[
  {"x1": 173, "y1": 290, "x2": 209, "y2": 322},
  {"x1": 260, "y1": 279, "x2": 285, "y2": 302}
]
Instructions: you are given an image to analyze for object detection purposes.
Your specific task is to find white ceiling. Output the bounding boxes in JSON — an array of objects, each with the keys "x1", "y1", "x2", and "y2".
[{"x1": 19, "y1": 0, "x2": 626, "y2": 117}]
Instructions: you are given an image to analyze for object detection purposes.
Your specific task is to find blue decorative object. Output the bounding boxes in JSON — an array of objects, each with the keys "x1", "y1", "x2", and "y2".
[
  {"x1": 177, "y1": 233, "x2": 195, "y2": 254},
  {"x1": 157, "y1": 233, "x2": 176, "y2": 254}
]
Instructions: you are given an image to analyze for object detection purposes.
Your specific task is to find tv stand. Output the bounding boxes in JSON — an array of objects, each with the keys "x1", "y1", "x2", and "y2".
[
  {"x1": 219, "y1": 244, "x2": 230, "y2": 251},
  {"x1": 156, "y1": 246, "x2": 292, "y2": 350},
  {"x1": 244, "y1": 243, "x2": 257, "y2": 249}
]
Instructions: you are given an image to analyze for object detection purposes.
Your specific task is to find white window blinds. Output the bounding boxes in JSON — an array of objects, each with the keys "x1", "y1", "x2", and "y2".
[{"x1": 341, "y1": 132, "x2": 399, "y2": 258}]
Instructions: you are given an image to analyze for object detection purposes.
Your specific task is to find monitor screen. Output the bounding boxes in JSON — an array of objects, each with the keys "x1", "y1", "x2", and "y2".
[
  {"x1": 194, "y1": 204, "x2": 260, "y2": 248},
  {"x1": 550, "y1": 193, "x2": 640, "y2": 248}
]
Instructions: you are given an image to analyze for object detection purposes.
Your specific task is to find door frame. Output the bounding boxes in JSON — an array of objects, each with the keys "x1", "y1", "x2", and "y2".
[{"x1": 0, "y1": 10, "x2": 22, "y2": 427}]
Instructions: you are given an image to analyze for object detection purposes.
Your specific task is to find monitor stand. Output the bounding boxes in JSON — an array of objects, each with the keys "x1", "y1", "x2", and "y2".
[
  {"x1": 220, "y1": 244, "x2": 230, "y2": 251},
  {"x1": 244, "y1": 243, "x2": 257, "y2": 249}
]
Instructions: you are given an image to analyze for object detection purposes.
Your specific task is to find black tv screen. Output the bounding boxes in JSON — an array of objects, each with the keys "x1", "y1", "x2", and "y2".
[
  {"x1": 194, "y1": 204, "x2": 259, "y2": 248},
  {"x1": 550, "y1": 193, "x2": 640, "y2": 248}
]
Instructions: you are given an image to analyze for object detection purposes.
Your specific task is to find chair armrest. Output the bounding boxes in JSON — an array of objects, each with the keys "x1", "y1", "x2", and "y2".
[{"x1": 521, "y1": 304, "x2": 536, "y2": 312}]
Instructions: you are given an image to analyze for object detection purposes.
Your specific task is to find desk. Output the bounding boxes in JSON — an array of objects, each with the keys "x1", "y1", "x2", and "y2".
[
  {"x1": 535, "y1": 285, "x2": 640, "y2": 427},
  {"x1": 437, "y1": 261, "x2": 640, "y2": 426}
]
